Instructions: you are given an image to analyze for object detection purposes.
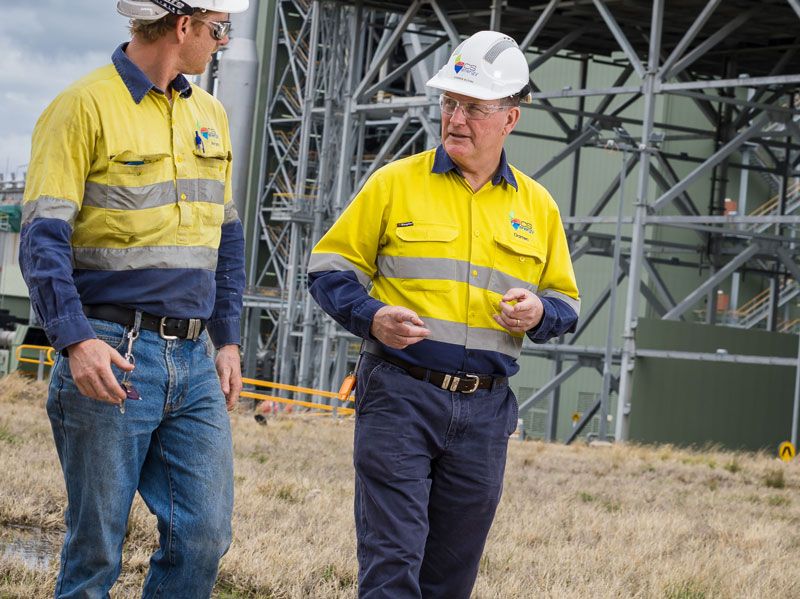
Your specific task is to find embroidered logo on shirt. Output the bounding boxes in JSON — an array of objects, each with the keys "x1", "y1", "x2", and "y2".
[
  {"x1": 195, "y1": 122, "x2": 222, "y2": 150},
  {"x1": 509, "y1": 211, "x2": 533, "y2": 235}
]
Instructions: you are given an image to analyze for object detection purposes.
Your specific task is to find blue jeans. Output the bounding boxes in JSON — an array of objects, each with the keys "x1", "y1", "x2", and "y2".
[
  {"x1": 46, "y1": 318, "x2": 233, "y2": 599},
  {"x1": 353, "y1": 353, "x2": 518, "y2": 599}
]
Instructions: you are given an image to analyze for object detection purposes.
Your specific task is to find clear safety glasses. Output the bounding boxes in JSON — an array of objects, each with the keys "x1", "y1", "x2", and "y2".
[
  {"x1": 439, "y1": 94, "x2": 512, "y2": 120},
  {"x1": 194, "y1": 18, "x2": 232, "y2": 41}
]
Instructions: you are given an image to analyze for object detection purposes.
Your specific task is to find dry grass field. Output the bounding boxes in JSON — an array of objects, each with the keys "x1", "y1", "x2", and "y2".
[{"x1": 1, "y1": 372, "x2": 799, "y2": 598}]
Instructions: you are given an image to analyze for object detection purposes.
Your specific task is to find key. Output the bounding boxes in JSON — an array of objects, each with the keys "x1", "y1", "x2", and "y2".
[{"x1": 118, "y1": 331, "x2": 142, "y2": 415}]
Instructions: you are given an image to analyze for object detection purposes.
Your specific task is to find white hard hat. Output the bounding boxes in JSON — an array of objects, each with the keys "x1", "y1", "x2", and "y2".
[
  {"x1": 117, "y1": 0, "x2": 249, "y2": 21},
  {"x1": 426, "y1": 30, "x2": 530, "y2": 101}
]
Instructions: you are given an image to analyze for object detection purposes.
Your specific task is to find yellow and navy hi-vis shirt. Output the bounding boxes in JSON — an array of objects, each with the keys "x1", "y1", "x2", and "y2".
[
  {"x1": 20, "y1": 44, "x2": 245, "y2": 351},
  {"x1": 308, "y1": 145, "x2": 580, "y2": 378}
]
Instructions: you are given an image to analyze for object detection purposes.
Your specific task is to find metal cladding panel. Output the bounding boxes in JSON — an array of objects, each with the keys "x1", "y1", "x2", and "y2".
[{"x1": 630, "y1": 318, "x2": 797, "y2": 451}]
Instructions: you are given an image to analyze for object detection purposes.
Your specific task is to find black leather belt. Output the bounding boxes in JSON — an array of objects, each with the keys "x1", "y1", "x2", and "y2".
[
  {"x1": 364, "y1": 346, "x2": 507, "y2": 394},
  {"x1": 83, "y1": 304, "x2": 205, "y2": 341}
]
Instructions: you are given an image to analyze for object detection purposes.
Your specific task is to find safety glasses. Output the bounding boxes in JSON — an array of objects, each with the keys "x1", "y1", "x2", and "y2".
[
  {"x1": 439, "y1": 94, "x2": 512, "y2": 120},
  {"x1": 194, "y1": 18, "x2": 232, "y2": 41}
]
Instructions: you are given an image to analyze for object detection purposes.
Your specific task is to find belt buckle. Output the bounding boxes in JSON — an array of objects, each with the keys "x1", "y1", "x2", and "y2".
[
  {"x1": 159, "y1": 317, "x2": 179, "y2": 340},
  {"x1": 463, "y1": 374, "x2": 480, "y2": 394}
]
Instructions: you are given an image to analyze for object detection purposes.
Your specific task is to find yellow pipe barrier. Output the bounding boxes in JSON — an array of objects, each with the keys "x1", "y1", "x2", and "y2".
[
  {"x1": 242, "y1": 377, "x2": 354, "y2": 403},
  {"x1": 15, "y1": 344, "x2": 55, "y2": 367},
  {"x1": 240, "y1": 390, "x2": 354, "y2": 416}
]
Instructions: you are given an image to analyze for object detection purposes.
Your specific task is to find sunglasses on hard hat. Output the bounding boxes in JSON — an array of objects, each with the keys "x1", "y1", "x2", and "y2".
[
  {"x1": 439, "y1": 94, "x2": 513, "y2": 121},
  {"x1": 193, "y1": 17, "x2": 232, "y2": 40}
]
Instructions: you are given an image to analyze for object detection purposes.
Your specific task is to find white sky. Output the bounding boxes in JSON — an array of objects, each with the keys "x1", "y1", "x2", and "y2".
[{"x1": 0, "y1": 2, "x2": 129, "y2": 178}]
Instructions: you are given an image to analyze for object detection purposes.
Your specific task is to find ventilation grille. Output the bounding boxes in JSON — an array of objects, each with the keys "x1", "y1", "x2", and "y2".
[{"x1": 484, "y1": 39, "x2": 517, "y2": 64}]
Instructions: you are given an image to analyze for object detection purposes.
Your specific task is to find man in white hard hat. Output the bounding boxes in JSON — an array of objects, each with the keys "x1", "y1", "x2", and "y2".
[
  {"x1": 20, "y1": 1, "x2": 248, "y2": 596},
  {"x1": 309, "y1": 30, "x2": 580, "y2": 598}
]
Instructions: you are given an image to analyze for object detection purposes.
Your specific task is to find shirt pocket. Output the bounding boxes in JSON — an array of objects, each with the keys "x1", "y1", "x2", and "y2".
[
  {"x1": 104, "y1": 151, "x2": 173, "y2": 237},
  {"x1": 193, "y1": 148, "x2": 229, "y2": 183},
  {"x1": 393, "y1": 223, "x2": 460, "y2": 292},
  {"x1": 489, "y1": 234, "x2": 545, "y2": 295},
  {"x1": 192, "y1": 149, "x2": 228, "y2": 227}
]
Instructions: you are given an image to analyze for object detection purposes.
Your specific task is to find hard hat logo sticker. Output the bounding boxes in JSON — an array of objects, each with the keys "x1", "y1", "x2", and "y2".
[{"x1": 452, "y1": 53, "x2": 478, "y2": 78}]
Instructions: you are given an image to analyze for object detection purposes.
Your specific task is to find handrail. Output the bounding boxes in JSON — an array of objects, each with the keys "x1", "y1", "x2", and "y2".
[
  {"x1": 779, "y1": 318, "x2": 800, "y2": 334},
  {"x1": 6, "y1": 347, "x2": 355, "y2": 414},
  {"x1": 15, "y1": 344, "x2": 55, "y2": 367},
  {"x1": 748, "y1": 179, "x2": 800, "y2": 217},
  {"x1": 240, "y1": 390, "x2": 354, "y2": 416},
  {"x1": 242, "y1": 377, "x2": 354, "y2": 402},
  {"x1": 733, "y1": 279, "x2": 797, "y2": 318}
]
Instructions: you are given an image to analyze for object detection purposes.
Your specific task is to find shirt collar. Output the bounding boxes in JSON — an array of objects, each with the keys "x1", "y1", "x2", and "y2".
[
  {"x1": 431, "y1": 144, "x2": 518, "y2": 191},
  {"x1": 112, "y1": 43, "x2": 193, "y2": 104}
]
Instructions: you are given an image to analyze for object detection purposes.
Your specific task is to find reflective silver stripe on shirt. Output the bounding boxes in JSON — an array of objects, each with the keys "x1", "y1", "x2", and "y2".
[
  {"x1": 377, "y1": 255, "x2": 466, "y2": 282},
  {"x1": 308, "y1": 252, "x2": 371, "y2": 287},
  {"x1": 83, "y1": 181, "x2": 176, "y2": 210},
  {"x1": 377, "y1": 255, "x2": 534, "y2": 295},
  {"x1": 423, "y1": 316, "x2": 523, "y2": 358},
  {"x1": 83, "y1": 179, "x2": 225, "y2": 210},
  {"x1": 73, "y1": 245, "x2": 218, "y2": 271},
  {"x1": 22, "y1": 196, "x2": 79, "y2": 227},
  {"x1": 540, "y1": 289, "x2": 581, "y2": 315},
  {"x1": 179, "y1": 179, "x2": 226, "y2": 204}
]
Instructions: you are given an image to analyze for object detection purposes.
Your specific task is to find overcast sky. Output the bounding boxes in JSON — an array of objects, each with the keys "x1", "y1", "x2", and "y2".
[{"x1": 1, "y1": 1, "x2": 128, "y2": 178}]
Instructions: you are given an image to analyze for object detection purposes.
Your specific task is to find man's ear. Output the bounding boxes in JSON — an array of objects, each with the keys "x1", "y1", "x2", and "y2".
[
  {"x1": 175, "y1": 15, "x2": 192, "y2": 42},
  {"x1": 503, "y1": 107, "x2": 521, "y2": 135}
]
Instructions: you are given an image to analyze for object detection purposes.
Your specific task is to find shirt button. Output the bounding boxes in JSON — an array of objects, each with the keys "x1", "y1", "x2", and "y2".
[
  {"x1": 176, "y1": 156, "x2": 183, "y2": 163},
  {"x1": 472, "y1": 270, "x2": 478, "y2": 277},
  {"x1": 180, "y1": 193, "x2": 187, "y2": 200},
  {"x1": 474, "y1": 230, "x2": 480, "y2": 237}
]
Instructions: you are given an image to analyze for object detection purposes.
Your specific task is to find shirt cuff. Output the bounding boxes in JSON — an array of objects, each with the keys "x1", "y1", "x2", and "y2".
[
  {"x1": 45, "y1": 314, "x2": 97, "y2": 352},
  {"x1": 352, "y1": 297, "x2": 386, "y2": 340},
  {"x1": 206, "y1": 317, "x2": 241, "y2": 348},
  {"x1": 526, "y1": 299, "x2": 557, "y2": 344}
]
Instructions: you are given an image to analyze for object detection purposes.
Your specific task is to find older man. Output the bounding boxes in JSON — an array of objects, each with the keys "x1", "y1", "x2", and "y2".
[
  {"x1": 309, "y1": 30, "x2": 580, "y2": 598},
  {"x1": 20, "y1": 1, "x2": 248, "y2": 596}
]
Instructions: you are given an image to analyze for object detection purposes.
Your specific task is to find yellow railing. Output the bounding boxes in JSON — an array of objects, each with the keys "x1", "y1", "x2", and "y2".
[
  {"x1": 241, "y1": 377, "x2": 355, "y2": 416},
  {"x1": 749, "y1": 180, "x2": 800, "y2": 217},
  {"x1": 6, "y1": 345, "x2": 354, "y2": 415},
  {"x1": 15, "y1": 344, "x2": 56, "y2": 367},
  {"x1": 732, "y1": 278, "x2": 797, "y2": 320}
]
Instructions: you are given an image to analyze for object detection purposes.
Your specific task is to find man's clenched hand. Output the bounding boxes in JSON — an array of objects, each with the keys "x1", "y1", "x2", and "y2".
[{"x1": 370, "y1": 306, "x2": 431, "y2": 349}]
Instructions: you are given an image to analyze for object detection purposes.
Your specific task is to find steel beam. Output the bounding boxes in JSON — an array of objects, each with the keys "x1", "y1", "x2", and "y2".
[
  {"x1": 519, "y1": 0, "x2": 561, "y2": 54},
  {"x1": 662, "y1": 243, "x2": 761, "y2": 321},
  {"x1": 662, "y1": 9, "x2": 754, "y2": 81},
  {"x1": 658, "y1": 0, "x2": 721, "y2": 81},
  {"x1": 615, "y1": 0, "x2": 662, "y2": 442},
  {"x1": 517, "y1": 361, "x2": 583, "y2": 413},
  {"x1": 591, "y1": 0, "x2": 645, "y2": 79},
  {"x1": 652, "y1": 112, "x2": 769, "y2": 212}
]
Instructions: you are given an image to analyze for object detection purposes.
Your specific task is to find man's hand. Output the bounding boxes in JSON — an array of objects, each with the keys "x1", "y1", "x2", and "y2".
[
  {"x1": 66, "y1": 338, "x2": 134, "y2": 404},
  {"x1": 493, "y1": 288, "x2": 544, "y2": 333},
  {"x1": 370, "y1": 306, "x2": 431, "y2": 349},
  {"x1": 216, "y1": 344, "x2": 242, "y2": 411}
]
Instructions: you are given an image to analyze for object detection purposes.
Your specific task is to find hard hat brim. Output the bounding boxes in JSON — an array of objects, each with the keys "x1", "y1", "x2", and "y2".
[{"x1": 426, "y1": 73, "x2": 513, "y2": 101}]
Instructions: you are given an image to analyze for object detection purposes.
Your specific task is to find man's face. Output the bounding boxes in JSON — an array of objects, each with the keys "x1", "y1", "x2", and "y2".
[
  {"x1": 441, "y1": 92, "x2": 520, "y2": 166},
  {"x1": 181, "y1": 11, "x2": 230, "y2": 75}
]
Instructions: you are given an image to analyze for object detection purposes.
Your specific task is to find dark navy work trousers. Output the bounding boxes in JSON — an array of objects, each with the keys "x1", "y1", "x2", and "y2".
[{"x1": 353, "y1": 352, "x2": 518, "y2": 599}]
